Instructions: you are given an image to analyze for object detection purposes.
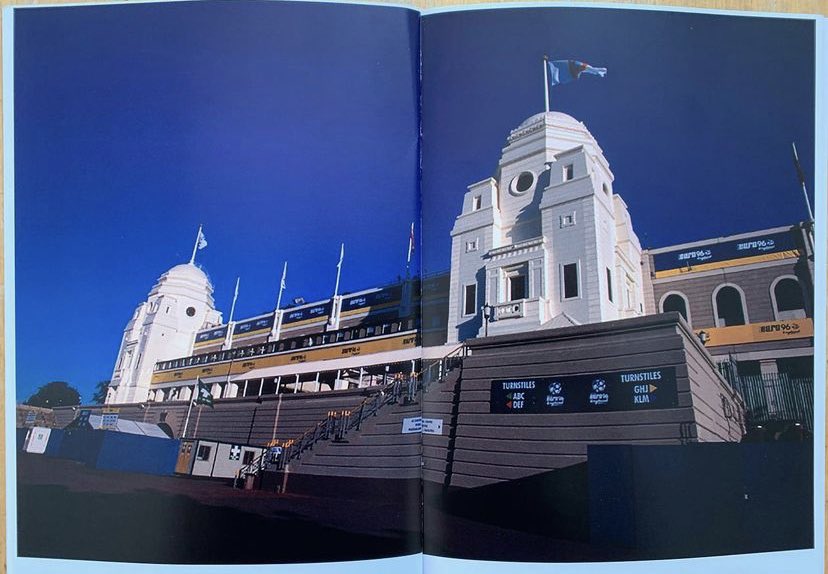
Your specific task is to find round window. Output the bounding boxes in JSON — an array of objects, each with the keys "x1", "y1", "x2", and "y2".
[
  {"x1": 186, "y1": 306, "x2": 196, "y2": 317},
  {"x1": 510, "y1": 171, "x2": 536, "y2": 195}
]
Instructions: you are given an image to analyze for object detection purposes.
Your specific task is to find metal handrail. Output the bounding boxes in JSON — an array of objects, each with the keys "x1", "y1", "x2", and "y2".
[{"x1": 234, "y1": 344, "x2": 467, "y2": 488}]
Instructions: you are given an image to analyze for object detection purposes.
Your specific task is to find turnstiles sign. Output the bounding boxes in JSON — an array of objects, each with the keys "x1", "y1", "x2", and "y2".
[{"x1": 490, "y1": 367, "x2": 678, "y2": 414}]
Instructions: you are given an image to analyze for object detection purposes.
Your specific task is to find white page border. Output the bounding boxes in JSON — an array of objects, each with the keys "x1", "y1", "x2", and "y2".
[{"x1": 3, "y1": 2, "x2": 825, "y2": 574}]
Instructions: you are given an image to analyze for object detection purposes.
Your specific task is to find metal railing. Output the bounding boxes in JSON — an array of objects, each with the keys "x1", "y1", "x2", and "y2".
[
  {"x1": 234, "y1": 346, "x2": 467, "y2": 489},
  {"x1": 730, "y1": 374, "x2": 814, "y2": 431},
  {"x1": 421, "y1": 345, "x2": 466, "y2": 392},
  {"x1": 234, "y1": 377, "x2": 416, "y2": 487}
]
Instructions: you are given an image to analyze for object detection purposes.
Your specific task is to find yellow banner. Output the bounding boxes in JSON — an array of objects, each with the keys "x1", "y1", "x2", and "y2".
[
  {"x1": 151, "y1": 332, "x2": 417, "y2": 385},
  {"x1": 698, "y1": 318, "x2": 813, "y2": 347},
  {"x1": 655, "y1": 250, "x2": 799, "y2": 278}
]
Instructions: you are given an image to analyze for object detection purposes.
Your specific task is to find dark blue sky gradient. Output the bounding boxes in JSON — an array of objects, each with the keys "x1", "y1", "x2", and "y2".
[
  {"x1": 421, "y1": 8, "x2": 816, "y2": 275},
  {"x1": 12, "y1": 4, "x2": 817, "y2": 402},
  {"x1": 14, "y1": 1, "x2": 420, "y2": 401}
]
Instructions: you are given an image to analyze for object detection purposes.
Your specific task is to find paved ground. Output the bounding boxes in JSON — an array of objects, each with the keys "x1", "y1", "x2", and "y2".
[{"x1": 17, "y1": 454, "x2": 420, "y2": 564}]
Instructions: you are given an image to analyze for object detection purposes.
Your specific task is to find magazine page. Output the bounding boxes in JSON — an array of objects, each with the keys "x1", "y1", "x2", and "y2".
[
  {"x1": 419, "y1": 4, "x2": 825, "y2": 573},
  {"x1": 3, "y1": 1, "x2": 423, "y2": 573}
]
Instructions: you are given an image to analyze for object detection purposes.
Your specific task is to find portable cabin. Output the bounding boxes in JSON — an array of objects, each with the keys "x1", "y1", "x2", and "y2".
[{"x1": 176, "y1": 438, "x2": 265, "y2": 479}]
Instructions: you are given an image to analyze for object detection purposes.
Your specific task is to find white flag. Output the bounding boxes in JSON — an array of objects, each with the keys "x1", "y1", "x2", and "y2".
[{"x1": 197, "y1": 229, "x2": 208, "y2": 250}]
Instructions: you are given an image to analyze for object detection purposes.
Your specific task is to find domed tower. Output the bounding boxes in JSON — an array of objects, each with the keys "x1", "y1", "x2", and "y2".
[
  {"x1": 447, "y1": 111, "x2": 644, "y2": 343},
  {"x1": 106, "y1": 263, "x2": 222, "y2": 404}
]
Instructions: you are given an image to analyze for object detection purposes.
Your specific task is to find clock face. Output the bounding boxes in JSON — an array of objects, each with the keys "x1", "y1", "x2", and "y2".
[{"x1": 186, "y1": 306, "x2": 196, "y2": 317}]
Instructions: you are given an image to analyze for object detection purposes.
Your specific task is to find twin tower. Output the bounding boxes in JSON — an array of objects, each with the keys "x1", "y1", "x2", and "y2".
[
  {"x1": 108, "y1": 110, "x2": 647, "y2": 404},
  {"x1": 446, "y1": 111, "x2": 645, "y2": 342}
]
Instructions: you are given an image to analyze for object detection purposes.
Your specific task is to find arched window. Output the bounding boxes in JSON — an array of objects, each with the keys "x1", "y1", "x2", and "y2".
[
  {"x1": 660, "y1": 292, "x2": 690, "y2": 324},
  {"x1": 772, "y1": 276, "x2": 806, "y2": 320},
  {"x1": 713, "y1": 285, "x2": 747, "y2": 327}
]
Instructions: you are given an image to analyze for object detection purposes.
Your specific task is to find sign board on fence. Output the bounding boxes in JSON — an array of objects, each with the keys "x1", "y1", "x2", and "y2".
[
  {"x1": 402, "y1": 417, "x2": 443, "y2": 434},
  {"x1": 421, "y1": 418, "x2": 443, "y2": 435},
  {"x1": 401, "y1": 417, "x2": 422, "y2": 434}
]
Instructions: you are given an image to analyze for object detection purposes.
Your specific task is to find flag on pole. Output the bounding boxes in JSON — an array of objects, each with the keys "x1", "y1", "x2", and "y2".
[
  {"x1": 337, "y1": 243, "x2": 345, "y2": 269},
  {"x1": 546, "y1": 59, "x2": 607, "y2": 87},
  {"x1": 280, "y1": 262, "x2": 287, "y2": 291},
  {"x1": 194, "y1": 378, "x2": 214, "y2": 408},
  {"x1": 189, "y1": 225, "x2": 208, "y2": 264}
]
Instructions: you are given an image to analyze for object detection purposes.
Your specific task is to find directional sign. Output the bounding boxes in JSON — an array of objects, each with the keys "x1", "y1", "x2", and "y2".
[
  {"x1": 421, "y1": 418, "x2": 443, "y2": 435},
  {"x1": 490, "y1": 367, "x2": 678, "y2": 414},
  {"x1": 401, "y1": 417, "x2": 422, "y2": 434}
]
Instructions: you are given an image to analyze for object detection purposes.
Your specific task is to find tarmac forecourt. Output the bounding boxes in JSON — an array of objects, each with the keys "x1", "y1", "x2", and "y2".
[{"x1": 16, "y1": 454, "x2": 421, "y2": 564}]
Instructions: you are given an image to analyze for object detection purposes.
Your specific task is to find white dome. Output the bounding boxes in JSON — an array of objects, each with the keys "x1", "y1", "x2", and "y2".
[
  {"x1": 516, "y1": 111, "x2": 582, "y2": 130},
  {"x1": 147, "y1": 262, "x2": 215, "y2": 306},
  {"x1": 506, "y1": 110, "x2": 606, "y2": 163},
  {"x1": 164, "y1": 263, "x2": 210, "y2": 284}
]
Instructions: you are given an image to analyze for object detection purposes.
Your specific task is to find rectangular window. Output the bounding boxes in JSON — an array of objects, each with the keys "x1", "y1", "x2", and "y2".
[
  {"x1": 625, "y1": 275, "x2": 634, "y2": 309},
  {"x1": 564, "y1": 164, "x2": 574, "y2": 181},
  {"x1": 463, "y1": 284, "x2": 477, "y2": 316},
  {"x1": 606, "y1": 268, "x2": 614, "y2": 302},
  {"x1": 563, "y1": 263, "x2": 579, "y2": 299},
  {"x1": 560, "y1": 213, "x2": 576, "y2": 228},
  {"x1": 243, "y1": 451, "x2": 255, "y2": 465},
  {"x1": 472, "y1": 195, "x2": 482, "y2": 211},
  {"x1": 196, "y1": 445, "x2": 212, "y2": 461},
  {"x1": 509, "y1": 274, "x2": 527, "y2": 301},
  {"x1": 465, "y1": 239, "x2": 478, "y2": 252}
]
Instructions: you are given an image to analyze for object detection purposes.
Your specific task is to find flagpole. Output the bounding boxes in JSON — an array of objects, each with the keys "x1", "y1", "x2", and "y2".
[
  {"x1": 543, "y1": 56, "x2": 550, "y2": 113},
  {"x1": 406, "y1": 222, "x2": 414, "y2": 278},
  {"x1": 181, "y1": 380, "x2": 198, "y2": 438},
  {"x1": 333, "y1": 243, "x2": 344, "y2": 298},
  {"x1": 792, "y1": 142, "x2": 815, "y2": 223},
  {"x1": 229, "y1": 277, "x2": 240, "y2": 323},
  {"x1": 276, "y1": 262, "x2": 287, "y2": 310},
  {"x1": 189, "y1": 224, "x2": 203, "y2": 265},
  {"x1": 225, "y1": 277, "x2": 240, "y2": 350}
]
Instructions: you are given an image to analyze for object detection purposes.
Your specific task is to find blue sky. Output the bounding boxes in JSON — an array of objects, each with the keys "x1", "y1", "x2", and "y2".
[
  {"x1": 421, "y1": 8, "x2": 816, "y2": 275},
  {"x1": 13, "y1": 1, "x2": 420, "y2": 401},
  {"x1": 12, "y1": 3, "x2": 817, "y2": 403}
]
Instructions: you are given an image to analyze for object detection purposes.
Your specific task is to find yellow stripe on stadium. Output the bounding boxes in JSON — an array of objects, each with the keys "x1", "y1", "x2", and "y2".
[
  {"x1": 339, "y1": 301, "x2": 399, "y2": 318},
  {"x1": 150, "y1": 331, "x2": 418, "y2": 385},
  {"x1": 280, "y1": 315, "x2": 329, "y2": 329},
  {"x1": 654, "y1": 250, "x2": 799, "y2": 279},
  {"x1": 232, "y1": 327, "x2": 272, "y2": 339},
  {"x1": 194, "y1": 338, "x2": 224, "y2": 348}
]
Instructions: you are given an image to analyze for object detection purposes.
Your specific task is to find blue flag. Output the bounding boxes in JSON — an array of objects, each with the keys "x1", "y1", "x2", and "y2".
[{"x1": 547, "y1": 60, "x2": 607, "y2": 87}]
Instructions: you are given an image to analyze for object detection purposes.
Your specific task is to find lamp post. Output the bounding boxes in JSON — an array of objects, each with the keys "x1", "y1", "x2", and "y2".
[{"x1": 481, "y1": 303, "x2": 494, "y2": 337}]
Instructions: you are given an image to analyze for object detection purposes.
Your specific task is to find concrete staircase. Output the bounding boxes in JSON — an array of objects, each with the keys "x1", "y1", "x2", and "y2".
[{"x1": 287, "y1": 396, "x2": 423, "y2": 479}]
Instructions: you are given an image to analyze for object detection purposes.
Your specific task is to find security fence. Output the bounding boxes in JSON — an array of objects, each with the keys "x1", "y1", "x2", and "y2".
[{"x1": 729, "y1": 374, "x2": 814, "y2": 431}]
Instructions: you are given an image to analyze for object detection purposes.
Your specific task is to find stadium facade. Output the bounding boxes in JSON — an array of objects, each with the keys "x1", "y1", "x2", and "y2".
[{"x1": 73, "y1": 109, "x2": 814, "y2": 487}]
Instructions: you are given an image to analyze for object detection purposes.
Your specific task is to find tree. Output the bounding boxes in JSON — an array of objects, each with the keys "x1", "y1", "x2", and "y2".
[
  {"x1": 91, "y1": 380, "x2": 111, "y2": 404},
  {"x1": 25, "y1": 381, "x2": 81, "y2": 409}
]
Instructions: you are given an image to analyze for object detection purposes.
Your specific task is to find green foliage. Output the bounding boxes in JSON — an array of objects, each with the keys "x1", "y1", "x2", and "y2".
[
  {"x1": 25, "y1": 381, "x2": 81, "y2": 408},
  {"x1": 91, "y1": 380, "x2": 111, "y2": 404}
]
